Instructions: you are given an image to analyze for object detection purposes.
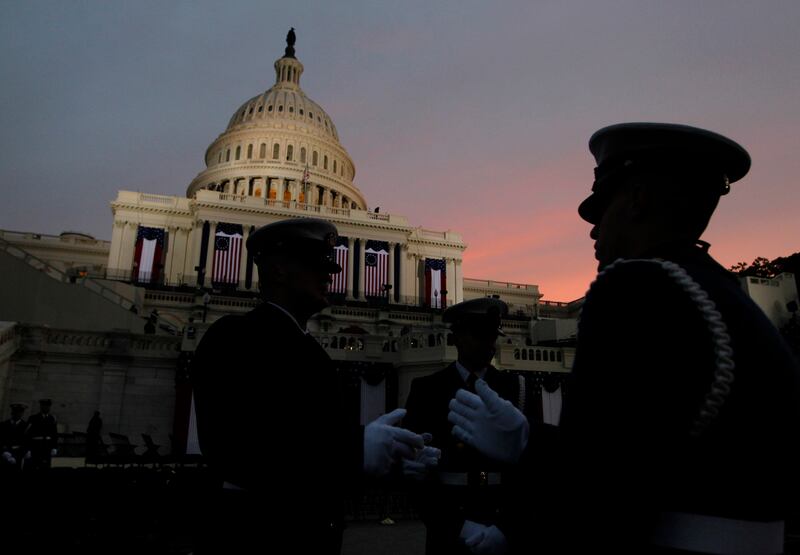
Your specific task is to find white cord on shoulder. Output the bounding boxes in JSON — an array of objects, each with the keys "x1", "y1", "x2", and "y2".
[{"x1": 580, "y1": 258, "x2": 735, "y2": 437}]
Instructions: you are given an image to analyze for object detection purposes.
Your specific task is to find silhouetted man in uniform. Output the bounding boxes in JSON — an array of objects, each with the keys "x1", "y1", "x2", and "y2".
[
  {"x1": 191, "y1": 217, "x2": 430, "y2": 554},
  {"x1": 449, "y1": 123, "x2": 800, "y2": 554},
  {"x1": 1, "y1": 403, "x2": 28, "y2": 470},
  {"x1": 405, "y1": 297, "x2": 526, "y2": 554},
  {"x1": 26, "y1": 398, "x2": 58, "y2": 470}
]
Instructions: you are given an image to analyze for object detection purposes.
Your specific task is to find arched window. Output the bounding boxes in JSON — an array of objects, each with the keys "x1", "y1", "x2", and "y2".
[
  {"x1": 247, "y1": 144, "x2": 253, "y2": 159},
  {"x1": 529, "y1": 349, "x2": 535, "y2": 360},
  {"x1": 514, "y1": 349, "x2": 520, "y2": 360},
  {"x1": 536, "y1": 350, "x2": 542, "y2": 361},
  {"x1": 333, "y1": 160, "x2": 337, "y2": 173},
  {"x1": 278, "y1": 105, "x2": 283, "y2": 112},
  {"x1": 289, "y1": 106, "x2": 294, "y2": 113},
  {"x1": 324, "y1": 155, "x2": 328, "y2": 170},
  {"x1": 286, "y1": 145, "x2": 294, "y2": 161},
  {"x1": 217, "y1": 152, "x2": 222, "y2": 163},
  {"x1": 428, "y1": 334, "x2": 435, "y2": 347},
  {"x1": 550, "y1": 351, "x2": 556, "y2": 362},
  {"x1": 309, "y1": 111, "x2": 313, "y2": 119},
  {"x1": 258, "y1": 105, "x2": 263, "y2": 112},
  {"x1": 300, "y1": 147, "x2": 306, "y2": 163},
  {"x1": 556, "y1": 351, "x2": 562, "y2": 362},
  {"x1": 225, "y1": 149, "x2": 230, "y2": 162},
  {"x1": 299, "y1": 109, "x2": 304, "y2": 115},
  {"x1": 521, "y1": 350, "x2": 528, "y2": 360},
  {"x1": 235, "y1": 146, "x2": 241, "y2": 160},
  {"x1": 268, "y1": 105, "x2": 273, "y2": 112},
  {"x1": 272, "y1": 144, "x2": 280, "y2": 159},
  {"x1": 312, "y1": 151, "x2": 318, "y2": 166},
  {"x1": 260, "y1": 143, "x2": 266, "y2": 158}
]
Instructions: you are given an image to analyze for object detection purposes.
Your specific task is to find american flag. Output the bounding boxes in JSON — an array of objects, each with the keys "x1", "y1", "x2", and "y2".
[
  {"x1": 212, "y1": 223, "x2": 243, "y2": 285},
  {"x1": 330, "y1": 238, "x2": 348, "y2": 295},
  {"x1": 364, "y1": 240, "x2": 389, "y2": 297},
  {"x1": 425, "y1": 258, "x2": 447, "y2": 308},
  {"x1": 133, "y1": 226, "x2": 165, "y2": 283}
]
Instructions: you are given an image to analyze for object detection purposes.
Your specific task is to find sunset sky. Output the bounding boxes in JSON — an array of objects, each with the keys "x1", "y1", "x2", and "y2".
[{"x1": 2, "y1": 1, "x2": 798, "y2": 301}]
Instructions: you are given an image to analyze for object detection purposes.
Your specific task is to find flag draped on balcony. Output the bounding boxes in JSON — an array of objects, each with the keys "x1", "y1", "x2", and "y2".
[
  {"x1": 329, "y1": 236, "x2": 348, "y2": 295},
  {"x1": 133, "y1": 226, "x2": 165, "y2": 283},
  {"x1": 364, "y1": 240, "x2": 389, "y2": 297},
  {"x1": 425, "y1": 258, "x2": 446, "y2": 308},
  {"x1": 212, "y1": 223, "x2": 243, "y2": 285}
]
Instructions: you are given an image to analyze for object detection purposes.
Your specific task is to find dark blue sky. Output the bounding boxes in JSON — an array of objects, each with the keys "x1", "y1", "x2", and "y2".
[{"x1": 2, "y1": 1, "x2": 798, "y2": 299}]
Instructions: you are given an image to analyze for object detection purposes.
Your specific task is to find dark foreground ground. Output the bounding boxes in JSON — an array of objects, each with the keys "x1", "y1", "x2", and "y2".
[{"x1": 2, "y1": 466, "x2": 799, "y2": 554}]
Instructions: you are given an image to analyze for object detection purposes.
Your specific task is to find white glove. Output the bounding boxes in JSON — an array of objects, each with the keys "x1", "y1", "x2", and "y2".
[
  {"x1": 402, "y1": 440, "x2": 441, "y2": 481},
  {"x1": 50, "y1": 448, "x2": 58, "y2": 457},
  {"x1": 364, "y1": 408, "x2": 425, "y2": 477},
  {"x1": 463, "y1": 522, "x2": 509, "y2": 555},
  {"x1": 24, "y1": 451, "x2": 31, "y2": 459},
  {"x1": 448, "y1": 378, "x2": 529, "y2": 464},
  {"x1": 2, "y1": 451, "x2": 15, "y2": 464}
]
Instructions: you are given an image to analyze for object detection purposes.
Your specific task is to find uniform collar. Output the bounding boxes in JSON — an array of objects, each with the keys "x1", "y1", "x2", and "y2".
[
  {"x1": 265, "y1": 302, "x2": 310, "y2": 335},
  {"x1": 455, "y1": 361, "x2": 487, "y2": 383}
]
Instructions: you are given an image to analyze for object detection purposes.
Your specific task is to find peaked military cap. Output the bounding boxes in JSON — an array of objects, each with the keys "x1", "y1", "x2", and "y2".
[
  {"x1": 246, "y1": 218, "x2": 342, "y2": 273},
  {"x1": 39, "y1": 398, "x2": 52, "y2": 406},
  {"x1": 579, "y1": 122, "x2": 751, "y2": 224},
  {"x1": 443, "y1": 297, "x2": 509, "y2": 337}
]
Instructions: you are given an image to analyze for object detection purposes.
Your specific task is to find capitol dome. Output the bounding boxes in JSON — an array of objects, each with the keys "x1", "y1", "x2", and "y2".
[{"x1": 187, "y1": 31, "x2": 366, "y2": 211}]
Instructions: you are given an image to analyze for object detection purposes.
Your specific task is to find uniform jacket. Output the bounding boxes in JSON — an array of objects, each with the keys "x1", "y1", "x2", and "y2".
[
  {"x1": 508, "y1": 243, "x2": 800, "y2": 553},
  {"x1": 404, "y1": 363, "x2": 524, "y2": 554},
  {"x1": 191, "y1": 302, "x2": 364, "y2": 554}
]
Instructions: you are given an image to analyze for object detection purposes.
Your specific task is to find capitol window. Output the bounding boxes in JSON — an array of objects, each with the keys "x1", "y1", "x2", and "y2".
[
  {"x1": 226, "y1": 149, "x2": 230, "y2": 162},
  {"x1": 287, "y1": 145, "x2": 294, "y2": 161},
  {"x1": 289, "y1": 106, "x2": 294, "y2": 113},
  {"x1": 218, "y1": 152, "x2": 222, "y2": 163},
  {"x1": 278, "y1": 105, "x2": 283, "y2": 112},
  {"x1": 258, "y1": 106, "x2": 263, "y2": 112},
  {"x1": 235, "y1": 146, "x2": 241, "y2": 160},
  {"x1": 247, "y1": 144, "x2": 253, "y2": 159},
  {"x1": 249, "y1": 107, "x2": 253, "y2": 114},
  {"x1": 268, "y1": 105, "x2": 273, "y2": 112},
  {"x1": 312, "y1": 151, "x2": 318, "y2": 166},
  {"x1": 324, "y1": 155, "x2": 328, "y2": 170},
  {"x1": 299, "y1": 109, "x2": 304, "y2": 115},
  {"x1": 260, "y1": 143, "x2": 266, "y2": 158},
  {"x1": 273, "y1": 144, "x2": 280, "y2": 159},
  {"x1": 309, "y1": 112, "x2": 313, "y2": 119},
  {"x1": 333, "y1": 160, "x2": 337, "y2": 173},
  {"x1": 300, "y1": 147, "x2": 306, "y2": 163}
]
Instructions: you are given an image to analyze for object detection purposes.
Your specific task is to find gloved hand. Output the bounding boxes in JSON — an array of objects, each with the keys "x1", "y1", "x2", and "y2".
[
  {"x1": 2, "y1": 451, "x2": 16, "y2": 465},
  {"x1": 364, "y1": 408, "x2": 425, "y2": 477},
  {"x1": 448, "y1": 379, "x2": 529, "y2": 464},
  {"x1": 50, "y1": 448, "x2": 58, "y2": 457},
  {"x1": 402, "y1": 436, "x2": 441, "y2": 481},
  {"x1": 464, "y1": 523, "x2": 509, "y2": 555}
]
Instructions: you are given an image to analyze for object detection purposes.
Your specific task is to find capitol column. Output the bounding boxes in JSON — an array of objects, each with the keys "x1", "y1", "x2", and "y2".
[
  {"x1": 108, "y1": 220, "x2": 126, "y2": 277},
  {"x1": 119, "y1": 222, "x2": 138, "y2": 279},
  {"x1": 445, "y1": 258, "x2": 456, "y2": 309},
  {"x1": 387, "y1": 242, "x2": 395, "y2": 303},
  {"x1": 163, "y1": 225, "x2": 178, "y2": 284},
  {"x1": 412, "y1": 253, "x2": 421, "y2": 306},
  {"x1": 346, "y1": 236, "x2": 355, "y2": 300},
  {"x1": 356, "y1": 239, "x2": 365, "y2": 300},
  {"x1": 238, "y1": 225, "x2": 251, "y2": 290},
  {"x1": 204, "y1": 221, "x2": 217, "y2": 286},
  {"x1": 187, "y1": 220, "x2": 205, "y2": 282},
  {"x1": 454, "y1": 259, "x2": 463, "y2": 303}
]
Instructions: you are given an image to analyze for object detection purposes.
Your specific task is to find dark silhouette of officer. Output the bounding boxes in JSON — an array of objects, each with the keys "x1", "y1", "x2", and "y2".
[
  {"x1": 26, "y1": 398, "x2": 58, "y2": 470},
  {"x1": 1, "y1": 403, "x2": 28, "y2": 470},
  {"x1": 191, "y1": 217, "x2": 428, "y2": 554},
  {"x1": 405, "y1": 297, "x2": 526, "y2": 554},
  {"x1": 449, "y1": 123, "x2": 800, "y2": 554}
]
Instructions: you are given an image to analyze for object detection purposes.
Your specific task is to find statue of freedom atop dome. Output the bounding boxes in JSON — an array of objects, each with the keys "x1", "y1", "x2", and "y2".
[{"x1": 285, "y1": 27, "x2": 296, "y2": 58}]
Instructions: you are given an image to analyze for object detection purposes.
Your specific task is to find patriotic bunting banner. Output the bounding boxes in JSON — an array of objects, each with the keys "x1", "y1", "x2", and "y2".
[
  {"x1": 425, "y1": 258, "x2": 446, "y2": 308},
  {"x1": 330, "y1": 236, "x2": 348, "y2": 295},
  {"x1": 133, "y1": 226, "x2": 166, "y2": 283},
  {"x1": 364, "y1": 240, "x2": 389, "y2": 297},
  {"x1": 212, "y1": 223, "x2": 243, "y2": 285}
]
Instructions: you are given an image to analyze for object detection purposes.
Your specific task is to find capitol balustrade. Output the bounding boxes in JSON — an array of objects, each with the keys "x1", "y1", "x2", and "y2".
[
  {"x1": 194, "y1": 190, "x2": 404, "y2": 225},
  {"x1": 496, "y1": 344, "x2": 571, "y2": 373}
]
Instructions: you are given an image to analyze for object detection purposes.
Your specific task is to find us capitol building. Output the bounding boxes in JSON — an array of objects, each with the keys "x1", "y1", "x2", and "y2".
[{"x1": 2, "y1": 36, "x2": 793, "y2": 455}]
